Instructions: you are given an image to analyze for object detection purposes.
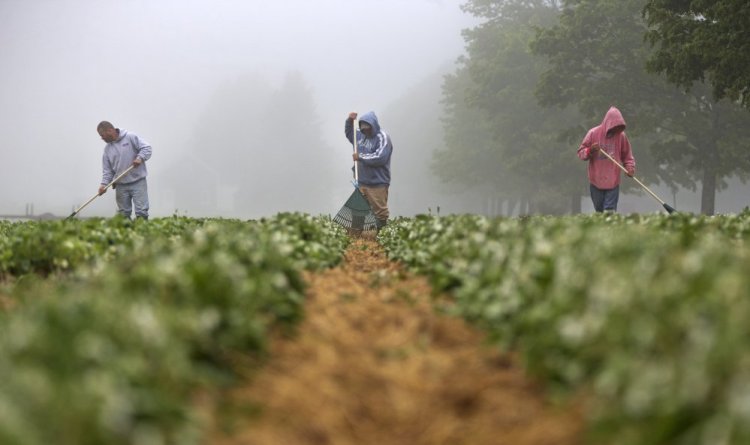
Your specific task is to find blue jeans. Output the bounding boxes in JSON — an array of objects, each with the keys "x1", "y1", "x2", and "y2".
[
  {"x1": 589, "y1": 184, "x2": 619, "y2": 212},
  {"x1": 115, "y1": 178, "x2": 149, "y2": 219}
]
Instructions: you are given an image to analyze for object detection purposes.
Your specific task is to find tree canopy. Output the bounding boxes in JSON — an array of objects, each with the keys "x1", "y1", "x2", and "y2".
[
  {"x1": 643, "y1": 0, "x2": 750, "y2": 109},
  {"x1": 438, "y1": 0, "x2": 750, "y2": 215},
  {"x1": 171, "y1": 71, "x2": 335, "y2": 217},
  {"x1": 532, "y1": 0, "x2": 750, "y2": 214},
  {"x1": 435, "y1": 0, "x2": 583, "y2": 215}
]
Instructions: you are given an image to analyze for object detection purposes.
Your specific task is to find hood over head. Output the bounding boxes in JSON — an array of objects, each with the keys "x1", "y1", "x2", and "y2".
[
  {"x1": 601, "y1": 106, "x2": 626, "y2": 135},
  {"x1": 115, "y1": 129, "x2": 128, "y2": 142},
  {"x1": 358, "y1": 111, "x2": 381, "y2": 135}
]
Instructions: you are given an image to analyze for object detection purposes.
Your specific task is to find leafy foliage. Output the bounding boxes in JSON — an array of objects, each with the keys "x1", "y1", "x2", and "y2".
[
  {"x1": 437, "y1": 0, "x2": 584, "y2": 214},
  {"x1": 531, "y1": 0, "x2": 750, "y2": 214},
  {"x1": 0, "y1": 217, "x2": 202, "y2": 278},
  {"x1": 0, "y1": 213, "x2": 348, "y2": 445},
  {"x1": 380, "y1": 212, "x2": 750, "y2": 445},
  {"x1": 643, "y1": 0, "x2": 750, "y2": 109}
]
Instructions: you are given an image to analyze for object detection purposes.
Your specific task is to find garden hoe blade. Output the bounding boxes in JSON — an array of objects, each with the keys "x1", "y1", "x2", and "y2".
[
  {"x1": 67, "y1": 165, "x2": 135, "y2": 219},
  {"x1": 597, "y1": 148, "x2": 677, "y2": 214},
  {"x1": 661, "y1": 202, "x2": 676, "y2": 214}
]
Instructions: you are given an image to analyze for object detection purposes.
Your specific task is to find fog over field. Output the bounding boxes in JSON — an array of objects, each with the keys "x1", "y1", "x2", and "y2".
[
  {"x1": 2, "y1": 0, "x2": 748, "y2": 219},
  {"x1": 0, "y1": 0, "x2": 476, "y2": 218}
]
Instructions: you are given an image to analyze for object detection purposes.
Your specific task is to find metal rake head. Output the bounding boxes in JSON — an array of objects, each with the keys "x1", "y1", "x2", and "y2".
[{"x1": 333, "y1": 188, "x2": 377, "y2": 233}]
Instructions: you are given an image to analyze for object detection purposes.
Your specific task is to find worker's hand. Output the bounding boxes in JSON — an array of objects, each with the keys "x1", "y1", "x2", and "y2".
[
  {"x1": 352, "y1": 152, "x2": 359, "y2": 161},
  {"x1": 348, "y1": 112, "x2": 358, "y2": 120},
  {"x1": 132, "y1": 157, "x2": 143, "y2": 166},
  {"x1": 626, "y1": 167, "x2": 635, "y2": 177},
  {"x1": 590, "y1": 143, "x2": 600, "y2": 153},
  {"x1": 98, "y1": 185, "x2": 107, "y2": 195}
]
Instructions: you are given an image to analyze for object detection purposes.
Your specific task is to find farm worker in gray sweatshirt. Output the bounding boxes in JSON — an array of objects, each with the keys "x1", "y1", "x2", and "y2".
[
  {"x1": 345, "y1": 111, "x2": 393, "y2": 230},
  {"x1": 96, "y1": 121, "x2": 152, "y2": 219}
]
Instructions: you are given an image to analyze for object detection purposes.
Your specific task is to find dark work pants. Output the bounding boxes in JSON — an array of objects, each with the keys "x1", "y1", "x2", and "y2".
[{"x1": 589, "y1": 184, "x2": 619, "y2": 212}]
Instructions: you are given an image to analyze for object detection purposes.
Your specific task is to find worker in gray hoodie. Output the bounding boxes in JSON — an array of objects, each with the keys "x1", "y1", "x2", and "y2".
[
  {"x1": 96, "y1": 121, "x2": 152, "y2": 219},
  {"x1": 345, "y1": 111, "x2": 393, "y2": 230}
]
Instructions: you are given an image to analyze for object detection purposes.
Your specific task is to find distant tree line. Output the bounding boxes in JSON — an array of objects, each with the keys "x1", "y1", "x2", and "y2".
[
  {"x1": 435, "y1": 0, "x2": 750, "y2": 214},
  {"x1": 166, "y1": 71, "x2": 337, "y2": 218}
]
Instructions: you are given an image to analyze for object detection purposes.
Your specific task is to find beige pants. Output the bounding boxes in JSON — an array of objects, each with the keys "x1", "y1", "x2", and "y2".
[{"x1": 359, "y1": 185, "x2": 389, "y2": 221}]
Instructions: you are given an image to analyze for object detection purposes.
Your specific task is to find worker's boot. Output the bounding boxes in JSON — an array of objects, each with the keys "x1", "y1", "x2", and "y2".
[{"x1": 376, "y1": 218, "x2": 388, "y2": 233}]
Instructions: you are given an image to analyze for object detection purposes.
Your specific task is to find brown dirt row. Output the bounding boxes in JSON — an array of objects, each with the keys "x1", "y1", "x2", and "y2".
[{"x1": 208, "y1": 238, "x2": 583, "y2": 445}]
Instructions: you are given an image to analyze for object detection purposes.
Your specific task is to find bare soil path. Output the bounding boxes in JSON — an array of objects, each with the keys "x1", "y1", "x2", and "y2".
[{"x1": 210, "y1": 238, "x2": 582, "y2": 445}]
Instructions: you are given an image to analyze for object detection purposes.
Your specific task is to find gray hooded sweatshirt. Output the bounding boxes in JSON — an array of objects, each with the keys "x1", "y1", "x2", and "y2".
[
  {"x1": 101, "y1": 129, "x2": 152, "y2": 186},
  {"x1": 344, "y1": 111, "x2": 393, "y2": 187}
]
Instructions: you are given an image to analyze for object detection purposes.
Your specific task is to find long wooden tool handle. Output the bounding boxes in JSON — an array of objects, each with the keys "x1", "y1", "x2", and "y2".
[
  {"x1": 595, "y1": 147, "x2": 666, "y2": 205},
  {"x1": 353, "y1": 119, "x2": 359, "y2": 182},
  {"x1": 71, "y1": 164, "x2": 136, "y2": 217},
  {"x1": 107, "y1": 164, "x2": 137, "y2": 190}
]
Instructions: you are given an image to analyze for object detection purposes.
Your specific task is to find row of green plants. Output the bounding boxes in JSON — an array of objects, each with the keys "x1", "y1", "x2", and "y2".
[
  {"x1": 0, "y1": 216, "x2": 203, "y2": 277},
  {"x1": 0, "y1": 212, "x2": 351, "y2": 279},
  {"x1": 379, "y1": 211, "x2": 750, "y2": 445},
  {"x1": 0, "y1": 213, "x2": 348, "y2": 445}
]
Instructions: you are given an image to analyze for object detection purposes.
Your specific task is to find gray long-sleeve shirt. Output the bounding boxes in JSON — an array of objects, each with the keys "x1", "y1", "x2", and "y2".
[{"x1": 101, "y1": 129, "x2": 152, "y2": 185}]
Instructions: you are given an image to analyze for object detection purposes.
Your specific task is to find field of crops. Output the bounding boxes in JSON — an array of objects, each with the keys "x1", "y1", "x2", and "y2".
[
  {"x1": 379, "y1": 211, "x2": 750, "y2": 445},
  {"x1": 0, "y1": 213, "x2": 348, "y2": 445},
  {"x1": 1, "y1": 211, "x2": 749, "y2": 445}
]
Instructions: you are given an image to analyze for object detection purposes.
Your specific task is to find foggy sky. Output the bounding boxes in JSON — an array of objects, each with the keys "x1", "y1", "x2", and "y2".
[{"x1": 0, "y1": 0, "x2": 476, "y2": 217}]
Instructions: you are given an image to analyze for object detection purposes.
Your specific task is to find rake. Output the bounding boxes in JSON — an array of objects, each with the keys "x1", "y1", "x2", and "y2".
[
  {"x1": 597, "y1": 148, "x2": 676, "y2": 214},
  {"x1": 333, "y1": 119, "x2": 377, "y2": 233},
  {"x1": 67, "y1": 164, "x2": 135, "y2": 219}
]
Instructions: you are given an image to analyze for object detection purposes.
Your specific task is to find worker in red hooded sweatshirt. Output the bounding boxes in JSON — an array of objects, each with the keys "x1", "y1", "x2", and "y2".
[{"x1": 577, "y1": 106, "x2": 636, "y2": 212}]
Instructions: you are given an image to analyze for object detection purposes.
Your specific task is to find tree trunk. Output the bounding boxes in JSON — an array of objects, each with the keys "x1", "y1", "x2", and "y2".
[
  {"x1": 570, "y1": 193, "x2": 582, "y2": 214},
  {"x1": 506, "y1": 198, "x2": 518, "y2": 216},
  {"x1": 701, "y1": 107, "x2": 721, "y2": 216},
  {"x1": 701, "y1": 166, "x2": 716, "y2": 215}
]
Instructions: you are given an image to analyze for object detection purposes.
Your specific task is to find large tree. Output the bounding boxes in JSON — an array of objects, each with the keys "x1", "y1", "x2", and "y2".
[
  {"x1": 532, "y1": 0, "x2": 750, "y2": 214},
  {"x1": 257, "y1": 71, "x2": 338, "y2": 216},
  {"x1": 436, "y1": 65, "x2": 529, "y2": 215},
  {"x1": 643, "y1": 0, "x2": 750, "y2": 109},
  {"x1": 169, "y1": 71, "x2": 333, "y2": 217},
  {"x1": 381, "y1": 66, "x2": 471, "y2": 216},
  {"x1": 436, "y1": 0, "x2": 584, "y2": 215}
]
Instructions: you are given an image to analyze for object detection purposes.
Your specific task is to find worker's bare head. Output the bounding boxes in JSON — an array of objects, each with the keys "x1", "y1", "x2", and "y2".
[{"x1": 97, "y1": 121, "x2": 118, "y2": 143}]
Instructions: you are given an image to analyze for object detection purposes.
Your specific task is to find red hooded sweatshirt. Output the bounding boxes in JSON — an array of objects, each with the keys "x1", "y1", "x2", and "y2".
[{"x1": 577, "y1": 106, "x2": 636, "y2": 190}]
